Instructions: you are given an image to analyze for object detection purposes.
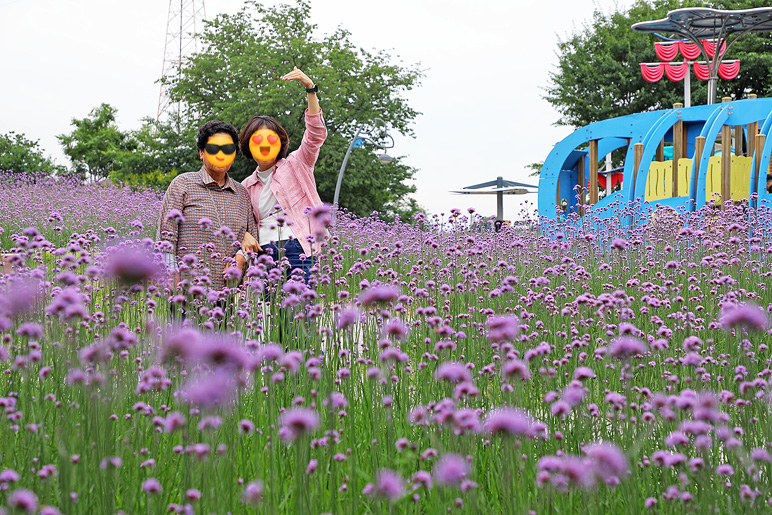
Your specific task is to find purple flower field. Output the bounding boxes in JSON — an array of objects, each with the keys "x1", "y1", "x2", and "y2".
[{"x1": 1, "y1": 171, "x2": 772, "y2": 513}]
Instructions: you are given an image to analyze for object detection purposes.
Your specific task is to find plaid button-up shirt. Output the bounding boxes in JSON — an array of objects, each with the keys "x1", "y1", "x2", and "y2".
[{"x1": 157, "y1": 167, "x2": 257, "y2": 290}]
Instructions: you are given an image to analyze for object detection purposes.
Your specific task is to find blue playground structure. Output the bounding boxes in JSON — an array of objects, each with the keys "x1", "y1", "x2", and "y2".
[{"x1": 537, "y1": 97, "x2": 772, "y2": 222}]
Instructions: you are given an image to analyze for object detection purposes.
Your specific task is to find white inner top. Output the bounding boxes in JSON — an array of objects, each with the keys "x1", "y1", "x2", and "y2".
[{"x1": 256, "y1": 166, "x2": 289, "y2": 245}]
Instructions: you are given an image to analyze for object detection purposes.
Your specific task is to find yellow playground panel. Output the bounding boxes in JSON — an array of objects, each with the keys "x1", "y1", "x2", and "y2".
[
  {"x1": 704, "y1": 155, "x2": 752, "y2": 204},
  {"x1": 645, "y1": 156, "x2": 752, "y2": 203},
  {"x1": 644, "y1": 159, "x2": 692, "y2": 200}
]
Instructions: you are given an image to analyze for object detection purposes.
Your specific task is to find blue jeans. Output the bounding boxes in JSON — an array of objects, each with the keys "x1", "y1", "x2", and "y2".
[
  {"x1": 259, "y1": 239, "x2": 315, "y2": 348},
  {"x1": 260, "y1": 238, "x2": 315, "y2": 285}
]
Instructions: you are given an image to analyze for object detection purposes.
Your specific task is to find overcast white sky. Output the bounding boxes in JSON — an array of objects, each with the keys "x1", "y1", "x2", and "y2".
[{"x1": 0, "y1": 0, "x2": 636, "y2": 220}]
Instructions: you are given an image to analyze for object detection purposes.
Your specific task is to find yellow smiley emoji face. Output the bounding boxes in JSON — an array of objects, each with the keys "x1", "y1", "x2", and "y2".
[
  {"x1": 204, "y1": 134, "x2": 237, "y2": 168},
  {"x1": 249, "y1": 128, "x2": 281, "y2": 162}
]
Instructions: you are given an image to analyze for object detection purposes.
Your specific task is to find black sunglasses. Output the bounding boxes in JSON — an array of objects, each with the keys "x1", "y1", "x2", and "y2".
[{"x1": 205, "y1": 143, "x2": 237, "y2": 155}]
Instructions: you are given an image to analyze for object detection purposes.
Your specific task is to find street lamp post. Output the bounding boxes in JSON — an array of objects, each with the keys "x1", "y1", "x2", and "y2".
[{"x1": 333, "y1": 118, "x2": 395, "y2": 220}]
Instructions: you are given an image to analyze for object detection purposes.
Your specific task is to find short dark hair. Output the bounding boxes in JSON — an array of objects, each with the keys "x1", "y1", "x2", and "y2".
[
  {"x1": 239, "y1": 116, "x2": 290, "y2": 161},
  {"x1": 196, "y1": 121, "x2": 240, "y2": 152}
]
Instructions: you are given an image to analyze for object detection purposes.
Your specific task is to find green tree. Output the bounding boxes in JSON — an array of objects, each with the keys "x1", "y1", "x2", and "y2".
[
  {"x1": 167, "y1": 0, "x2": 424, "y2": 219},
  {"x1": 711, "y1": 0, "x2": 772, "y2": 101},
  {"x1": 110, "y1": 112, "x2": 200, "y2": 190},
  {"x1": 545, "y1": 0, "x2": 772, "y2": 128},
  {"x1": 58, "y1": 103, "x2": 132, "y2": 179},
  {"x1": 527, "y1": 162, "x2": 543, "y2": 177},
  {"x1": 0, "y1": 132, "x2": 63, "y2": 175}
]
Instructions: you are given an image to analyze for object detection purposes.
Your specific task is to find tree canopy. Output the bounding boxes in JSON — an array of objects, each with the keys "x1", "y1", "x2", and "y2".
[
  {"x1": 109, "y1": 112, "x2": 200, "y2": 190},
  {"x1": 57, "y1": 103, "x2": 132, "y2": 179},
  {"x1": 166, "y1": 0, "x2": 424, "y2": 218},
  {"x1": 545, "y1": 0, "x2": 772, "y2": 128},
  {"x1": 0, "y1": 132, "x2": 63, "y2": 175}
]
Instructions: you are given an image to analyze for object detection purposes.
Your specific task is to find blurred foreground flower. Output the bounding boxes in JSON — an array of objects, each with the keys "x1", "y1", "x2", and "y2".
[
  {"x1": 242, "y1": 480, "x2": 264, "y2": 505},
  {"x1": 720, "y1": 303, "x2": 768, "y2": 332},
  {"x1": 363, "y1": 468, "x2": 405, "y2": 502},
  {"x1": 433, "y1": 454, "x2": 471, "y2": 487},
  {"x1": 309, "y1": 203, "x2": 332, "y2": 239},
  {"x1": 0, "y1": 278, "x2": 41, "y2": 321},
  {"x1": 608, "y1": 337, "x2": 647, "y2": 360},
  {"x1": 486, "y1": 315, "x2": 520, "y2": 343},
  {"x1": 583, "y1": 442, "x2": 630, "y2": 484},
  {"x1": 279, "y1": 407, "x2": 320, "y2": 442},
  {"x1": 180, "y1": 371, "x2": 238, "y2": 409},
  {"x1": 142, "y1": 478, "x2": 162, "y2": 495},
  {"x1": 105, "y1": 245, "x2": 162, "y2": 284},
  {"x1": 8, "y1": 488, "x2": 38, "y2": 513},
  {"x1": 483, "y1": 407, "x2": 543, "y2": 438},
  {"x1": 359, "y1": 285, "x2": 400, "y2": 305}
]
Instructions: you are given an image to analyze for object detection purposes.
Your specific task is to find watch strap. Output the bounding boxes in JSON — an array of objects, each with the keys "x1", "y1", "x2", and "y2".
[{"x1": 305, "y1": 84, "x2": 319, "y2": 93}]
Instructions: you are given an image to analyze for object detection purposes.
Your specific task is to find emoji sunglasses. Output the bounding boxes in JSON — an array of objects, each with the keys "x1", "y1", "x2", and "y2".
[{"x1": 205, "y1": 143, "x2": 237, "y2": 155}]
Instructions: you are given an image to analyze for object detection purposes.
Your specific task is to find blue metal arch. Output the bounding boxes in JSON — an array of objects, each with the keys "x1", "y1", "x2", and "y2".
[
  {"x1": 753, "y1": 108, "x2": 772, "y2": 204},
  {"x1": 693, "y1": 107, "x2": 729, "y2": 209},
  {"x1": 538, "y1": 111, "x2": 663, "y2": 219},
  {"x1": 631, "y1": 110, "x2": 681, "y2": 202}
]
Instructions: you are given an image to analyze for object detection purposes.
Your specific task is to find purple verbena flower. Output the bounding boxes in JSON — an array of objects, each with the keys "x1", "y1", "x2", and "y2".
[
  {"x1": 242, "y1": 480, "x2": 264, "y2": 505},
  {"x1": 608, "y1": 336, "x2": 647, "y2": 360},
  {"x1": 610, "y1": 238, "x2": 627, "y2": 250},
  {"x1": 142, "y1": 478, "x2": 162, "y2": 495},
  {"x1": 105, "y1": 246, "x2": 161, "y2": 284},
  {"x1": 0, "y1": 468, "x2": 20, "y2": 483},
  {"x1": 7, "y1": 489, "x2": 38, "y2": 513},
  {"x1": 180, "y1": 371, "x2": 237, "y2": 409},
  {"x1": 433, "y1": 454, "x2": 471, "y2": 487},
  {"x1": 486, "y1": 315, "x2": 520, "y2": 343},
  {"x1": 412, "y1": 470, "x2": 432, "y2": 489},
  {"x1": 336, "y1": 307, "x2": 360, "y2": 330},
  {"x1": 435, "y1": 361, "x2": 471, "y2": 383},
  {"x1": 373, "y1": 469, "x2": 405, "y2": 501},
  {"x1": 239, "y1": 419, "x2": 255, "y2": 435},
  {"x1": 720, "y1": 303, "x2": 768, "y2": 331},
  {"x1": 360, "y1": 285, "x2": 400, "y2": 305},
  {"x1": 279, "y1": 407, "x2": 320, "y2": 442},
  {"x1": 502, "y1": 359, "x2": 531, "y2": 380},
  {"x1": 483, "y1": 407, "x2": 537, "y2": 438},
  {"x1": 166, "y1": 209, "x2": 185, "y2": 222},
  {"x1": 584, "y1": 442, "x2": 629, "y2": 483}
]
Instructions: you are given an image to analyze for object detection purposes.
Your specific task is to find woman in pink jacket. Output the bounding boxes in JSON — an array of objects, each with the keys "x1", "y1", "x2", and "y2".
[{"x1": 239, "y1": 67, "x2": 328, "y2": 284}]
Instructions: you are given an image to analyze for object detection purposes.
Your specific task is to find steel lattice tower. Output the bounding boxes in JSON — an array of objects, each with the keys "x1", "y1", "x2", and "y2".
[{"x1": 157, "y1": 0, "x2": 206, "y2": 120}]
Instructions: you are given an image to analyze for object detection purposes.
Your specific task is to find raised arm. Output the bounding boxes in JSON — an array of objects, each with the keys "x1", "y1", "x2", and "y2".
[
  {"x1": 282, "y1": 66, "x2": 320, "y2": 115},
  {"x1": 281, "y1": 67, "x2": 327, "y2": 170}
]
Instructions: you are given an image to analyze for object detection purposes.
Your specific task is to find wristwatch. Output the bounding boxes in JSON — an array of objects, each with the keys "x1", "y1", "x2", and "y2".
[{"x1": 305, "y1": 84, "x2": 318, "y2": 94}]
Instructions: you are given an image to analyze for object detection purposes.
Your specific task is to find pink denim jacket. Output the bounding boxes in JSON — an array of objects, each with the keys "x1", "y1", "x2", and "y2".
[{"x1": 242, "y1": 109, "x2": 328, "y2": 257}]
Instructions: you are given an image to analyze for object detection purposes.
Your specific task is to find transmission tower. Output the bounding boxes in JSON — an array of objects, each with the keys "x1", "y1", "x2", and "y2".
[{"x1": 157, "y1": 0, "x2": 207, "y2": 120}]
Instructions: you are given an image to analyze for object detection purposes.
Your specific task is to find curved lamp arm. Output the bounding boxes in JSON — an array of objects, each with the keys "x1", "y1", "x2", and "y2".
[{"x1": 333, "y1": 118, "x2": 395, "y2": 220}]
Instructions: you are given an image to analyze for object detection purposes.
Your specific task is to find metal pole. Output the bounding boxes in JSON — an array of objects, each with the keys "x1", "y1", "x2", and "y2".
[
  {"x1": 332, "y1": 118, "x2": 394, "y2": 223},
  {"x1": 333, "y1": 127, "x2": 363, "y2": 220},
  {"x1": 707, "y1": 76, "x2": 717, "y2": 105},
  {"x1": 177, "y1": 0, "x2": 184, "y2": 119},
  {"x1": 496, "y1": 176, "x2": 503, "y2": 220},
  {"x1": 684, "y1": 62, "x2": 691, "y2": 108}
]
